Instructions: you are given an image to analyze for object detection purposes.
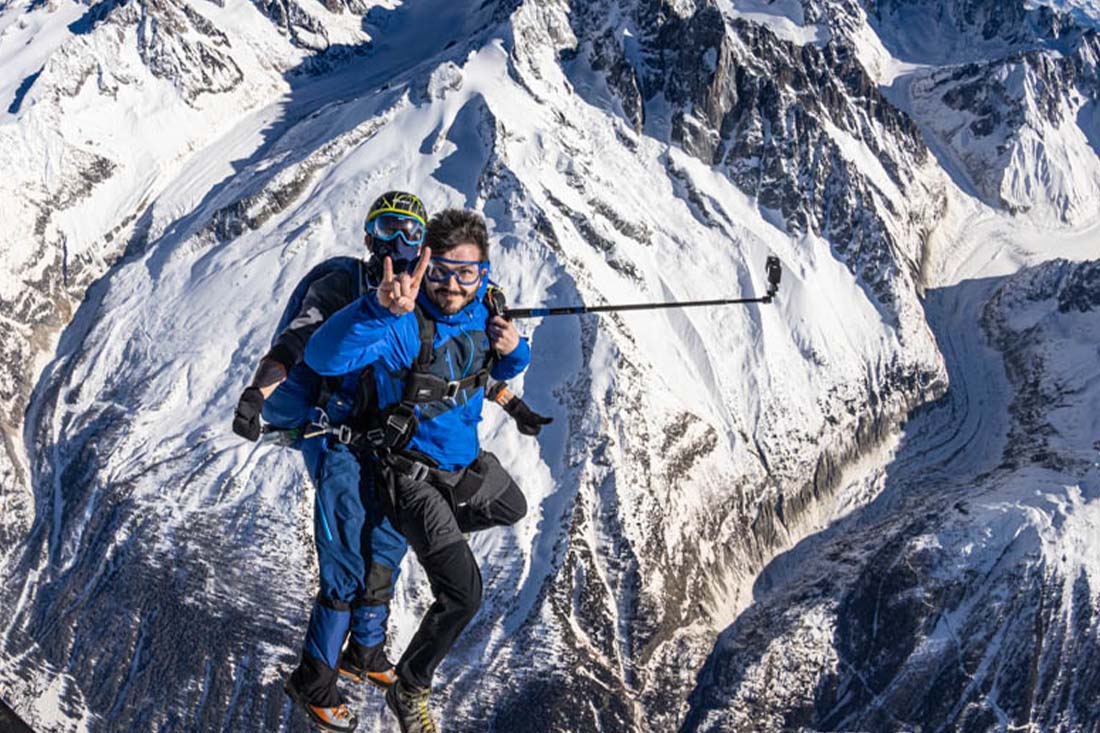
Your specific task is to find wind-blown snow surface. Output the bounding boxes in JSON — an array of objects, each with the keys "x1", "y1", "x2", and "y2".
[{"x1": 0, "y1": 0, "x2": 1097, "y2": 731}]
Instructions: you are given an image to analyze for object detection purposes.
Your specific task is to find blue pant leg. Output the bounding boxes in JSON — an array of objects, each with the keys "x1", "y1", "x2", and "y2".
[
  {"x1": 312, "y1": 444, "x2": 368, "y2": 604},
  {"x1": 349, "y1": 457, "x2": 409, "y2": 648},
  {"x1": 299, "y1": 441, "x2": 365, "y2": 671}
]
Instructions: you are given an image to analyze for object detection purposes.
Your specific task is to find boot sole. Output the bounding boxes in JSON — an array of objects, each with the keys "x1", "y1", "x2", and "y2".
[
  {"x1": 284, "y1": 678, "x2": 358, "y2": 733},
  {"x1": 338, "y1": 667, "x2": 396, "y2": 690}
]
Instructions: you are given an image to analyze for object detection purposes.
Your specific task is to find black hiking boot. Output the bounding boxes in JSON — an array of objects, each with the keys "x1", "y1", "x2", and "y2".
[
  {"x1": 284, "y1": 673, "x2": 358, "y2": 732},
  {"x1": 384, "y1": 678, "x2": 437, "y2": 733},
  {"x1": 338, "y1": 640, "x2": 397, "y2": 689}
]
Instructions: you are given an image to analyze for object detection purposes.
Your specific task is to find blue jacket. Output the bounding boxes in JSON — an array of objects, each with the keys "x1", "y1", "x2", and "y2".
[{"x1": 305, "y1": 284, "x2": 531, "y2": 471}]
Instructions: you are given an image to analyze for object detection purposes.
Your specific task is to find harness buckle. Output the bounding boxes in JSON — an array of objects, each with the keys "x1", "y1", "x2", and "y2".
[
  {"x1": 366, "y1": 428, "x2": 386, "y2": 446},
  {"x1": 302, "y1": 408, "x2": 331, "y2": 439},
  {"x1": 335, "y1": 425, "x2": 354, "y2": 445},
  {"x1": 443, "y1": 380, "x2": 461, "y2": 403},
  {"x1": 407, "y1": 461, "x2": 430, "y2": 483}
]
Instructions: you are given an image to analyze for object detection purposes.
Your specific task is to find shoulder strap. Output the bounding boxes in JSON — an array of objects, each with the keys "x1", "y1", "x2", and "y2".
[{"x1": 413, "y1": 305, "x2": 435, "y2": 371}]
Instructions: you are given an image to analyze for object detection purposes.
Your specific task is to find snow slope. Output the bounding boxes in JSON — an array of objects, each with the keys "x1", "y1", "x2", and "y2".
[
  {"x1": 0, "y1": 0, "x2": 390, "y2": 549},
  {"x1": 859, "y1": 0, "x2": 1100, "y2": 224},
  {"x1": 686, "y1": 241, "x2": 1100, "y2": 732},
  {"x1": 1032, "y1": 0, "x2": 1100, "y2": 29}
]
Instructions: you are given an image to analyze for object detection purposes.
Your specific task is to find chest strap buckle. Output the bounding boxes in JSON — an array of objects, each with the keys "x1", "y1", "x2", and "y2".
[{"x1": 443, "y1": 380, "x2": 461, "y2": 403}]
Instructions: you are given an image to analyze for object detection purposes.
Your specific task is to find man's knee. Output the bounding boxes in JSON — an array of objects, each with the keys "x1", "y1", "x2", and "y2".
[
  {"x1": 474, "y1": 453, "x2": 526, "y2": 525},
  {"x1": 360, "y1": 561, "x2": 397, "y2": 605},
  {"x1": 494, "y1": 483, "x2": 527, "y2": 525},
  {"x1": 371, "y1": 517, "x2": 409, "y2": 569},
  {"x1": 432, "y1": 542, "x2": 483, "y2": 623}
]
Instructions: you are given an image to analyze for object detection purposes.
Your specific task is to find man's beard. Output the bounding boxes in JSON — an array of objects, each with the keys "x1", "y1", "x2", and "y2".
[{"x1": 430, "y1": 286, "x2": 474, "y2": 314}]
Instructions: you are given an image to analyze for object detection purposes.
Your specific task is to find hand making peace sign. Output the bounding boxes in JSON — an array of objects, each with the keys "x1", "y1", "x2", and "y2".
[{"x1": 377, "y1": 247, "x2": 432, "y2": 316}]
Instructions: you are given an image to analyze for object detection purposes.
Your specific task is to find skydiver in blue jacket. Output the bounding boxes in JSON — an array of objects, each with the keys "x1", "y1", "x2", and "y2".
[{"x1": 305, "y1": 209, "x2": 533, "y2": 733}]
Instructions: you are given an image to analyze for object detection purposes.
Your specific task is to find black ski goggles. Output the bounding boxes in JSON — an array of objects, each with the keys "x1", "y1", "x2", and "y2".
[
  {"x1": 367, "y1": 213, "x2": 426, "y2": 247},
  {"x1": 424, "y1": 257, "x2": 488, "y2": 287}
]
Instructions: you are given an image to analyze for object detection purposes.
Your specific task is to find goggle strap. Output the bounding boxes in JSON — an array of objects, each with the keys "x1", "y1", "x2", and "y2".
[
  {"x1": 431, "y1": 256, "x2": 488, "y2": 267},
  {"x1": 367, "y1": 208, "x2": 427, "y2": 225}
]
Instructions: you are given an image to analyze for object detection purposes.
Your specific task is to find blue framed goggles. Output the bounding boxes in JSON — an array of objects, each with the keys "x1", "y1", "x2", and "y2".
[
  {"x1": 367, "y1": 213, "x2": 426, "y2": 247},
  {"x1": 425, "y1": 257, "x2": 488, "y2": 286}
]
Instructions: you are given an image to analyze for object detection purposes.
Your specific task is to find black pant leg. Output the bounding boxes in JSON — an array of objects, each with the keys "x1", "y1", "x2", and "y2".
[
  {"x1": 391, "y1": 474, "x2": 482, "y2": 690},
  {"x1": 395, "y1": 540, "x2": 483, "y2": 690},
  {"x1": 393, "y1": 472, "x2": 465, "y2": 555}
]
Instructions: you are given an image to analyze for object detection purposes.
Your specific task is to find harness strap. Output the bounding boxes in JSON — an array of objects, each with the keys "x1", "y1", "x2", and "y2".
[
  {"x1": 413, "y1": 305, "x2": 435, "y2": 369},
  {"x1": 382, "y1": 451, "x2": 491, "y2": 507},
  {"x1": 400, "y1": 300, "x2": 494, "y2": 404},
  {"x1": 403, "y1": 369, "x2": 491, "y2": 404},
  {"x1": 326, "y1": 295, "x2": 500, "y2": 453},
  {"x1": 384, "y1": 452, "x2": 439, "y2": 483},
  {"x1": 307, "y1": 407, "x2": 417, "y2": 452}
]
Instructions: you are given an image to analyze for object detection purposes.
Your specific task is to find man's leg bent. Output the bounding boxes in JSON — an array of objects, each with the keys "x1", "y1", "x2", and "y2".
[{"x1": 454, "y1": 453, "x2": 527, "y2": 533}]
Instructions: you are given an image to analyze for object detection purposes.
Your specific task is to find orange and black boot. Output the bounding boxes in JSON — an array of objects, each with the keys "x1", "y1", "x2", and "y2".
[
  {"x1": 284, "y1": 672, "x2": 358, "y2": 732},
  {"x1": 339, "y1": 639, "x2": 397, "y2": 689}
]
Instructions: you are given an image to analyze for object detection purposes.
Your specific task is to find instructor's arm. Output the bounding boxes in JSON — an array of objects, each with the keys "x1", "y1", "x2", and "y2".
[
  {"x1": 232, "y1": 269, "x2": 351, "y2": 441},
  {"x1": 305, "y1": 250, "x2": 431, "y2": 376}
]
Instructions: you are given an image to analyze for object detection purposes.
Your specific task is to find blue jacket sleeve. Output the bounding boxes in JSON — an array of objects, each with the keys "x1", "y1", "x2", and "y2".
[
  {"x1": 490, "y1": 336, "x2": 531, "y2": 380},
  {"x1": 305, "y1": 294, "x2": 416, "y2": 376}
]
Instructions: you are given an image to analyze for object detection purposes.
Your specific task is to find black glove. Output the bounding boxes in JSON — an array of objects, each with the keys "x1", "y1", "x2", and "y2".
[
  {"x1": 232, "y1": 387, "x2": 265, "y2": 442},
  {"x1": 503, "y1": 396, "x2": 553, "y2": 436}
]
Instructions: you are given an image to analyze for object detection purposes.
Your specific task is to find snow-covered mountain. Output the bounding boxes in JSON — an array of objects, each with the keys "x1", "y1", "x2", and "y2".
[
  {"x1": 685, "y1": 258, "x2": 1100, "y2": 732},
  {"x1": 0, "y1": 0, "x2": 1097, "y2": 731}
]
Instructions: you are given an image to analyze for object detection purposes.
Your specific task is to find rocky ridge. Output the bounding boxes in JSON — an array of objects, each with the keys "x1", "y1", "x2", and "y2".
[
  {"x1": 684, "y1": 258, "x2": 1100, "y2": 733},
  {"x1": 0, "y1": 0, "x2": 379, "y2": 546}
]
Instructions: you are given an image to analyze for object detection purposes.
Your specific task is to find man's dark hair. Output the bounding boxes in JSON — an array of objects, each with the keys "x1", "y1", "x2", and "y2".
[{"x1": 425, "y1": 209, "x2": 490, "y2": 261}]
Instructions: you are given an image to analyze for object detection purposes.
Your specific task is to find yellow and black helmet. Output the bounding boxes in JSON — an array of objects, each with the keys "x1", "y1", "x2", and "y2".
[{"x1": 365, "y1": 190, "x2": 428, "y2": 230}]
